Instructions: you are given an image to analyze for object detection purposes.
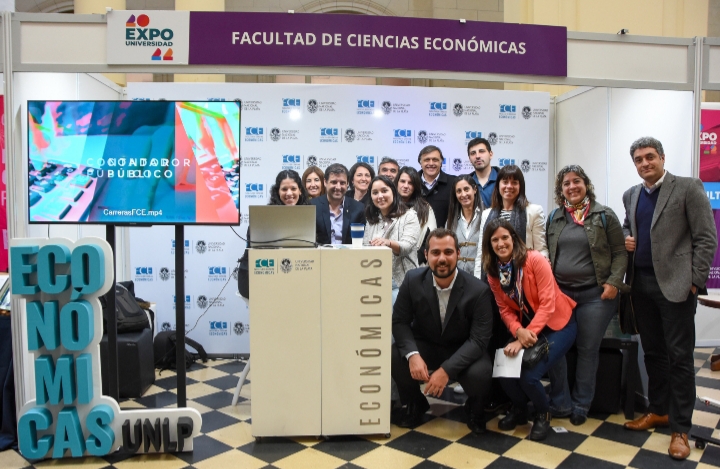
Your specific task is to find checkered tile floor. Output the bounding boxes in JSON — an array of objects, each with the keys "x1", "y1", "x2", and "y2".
[{"x1": 5, "y1": 348, "x2": 720, "y2": 469}]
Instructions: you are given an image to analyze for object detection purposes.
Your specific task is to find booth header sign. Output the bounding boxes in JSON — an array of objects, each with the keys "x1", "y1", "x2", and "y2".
[
  {"x1": 108, "y1": 11, "x2": 567, "y2": 77},
  {"x1": 107, "y1": 10, "x2": 190, "y2": 65}
]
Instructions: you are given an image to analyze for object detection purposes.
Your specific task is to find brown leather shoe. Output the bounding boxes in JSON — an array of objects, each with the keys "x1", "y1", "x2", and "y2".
[
  {"x1": 669, "y1": 432, "x2": 690, "y2": 460},
  {"x1": 624, "y1": 412, "x2": 669, "y2": 431},
  {"x1": 712, "y1": 360, "x2": 720, "y2": 372}
]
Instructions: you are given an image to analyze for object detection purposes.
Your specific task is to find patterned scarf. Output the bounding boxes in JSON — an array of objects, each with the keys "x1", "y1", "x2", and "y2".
[
  {"x1": 564, "y1": 196, "x2": 591, "y2": 226},
  {"x1": 498, "y1": 260, "x2": 524, "y2": 308}
]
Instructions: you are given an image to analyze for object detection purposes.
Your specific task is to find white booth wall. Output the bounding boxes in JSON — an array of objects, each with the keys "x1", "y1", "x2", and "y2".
[
  {"x1": 555, "y1": 87, "x2": 720, "y2": 346},
  {"x1": 11, "y1": 72, "x2": 125, "y2": 403}
]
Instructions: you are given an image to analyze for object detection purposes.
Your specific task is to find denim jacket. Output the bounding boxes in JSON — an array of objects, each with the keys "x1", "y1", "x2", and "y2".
[{"x1": 546, "y1": 201, "x2": 629, "y2": 292}]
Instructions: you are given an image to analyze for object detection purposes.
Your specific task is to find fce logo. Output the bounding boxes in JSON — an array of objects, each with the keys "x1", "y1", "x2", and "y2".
[
  {"x1": 321, "y1": 128, "x2": 338, "y2": 136},
  {"x1": 245, "y1": 183, "x2": 264, "y2": 192},
  {"x1": 430, "y1": 102, "x2": 447, "y2": 110},
  {"x1": 357, "y1": 156, "x2": 375, "y2": 164},
  {"x1": 245, "y1": 127, "x2": 264, "y2": 135},
  {"x1": 135, "y1": 267, "x2": 153, "y2": 275},
  {"x1": 465, "y1": 131, "x2": 482, "y2": 139},
  {"x1": 283, "y1": 98, "x2": 300, "y2": 107},
  {"x1": 283, "y1": 155, "x2": 301, "y2": 163},
  {"x1": 208, "y1": 267, "x2": 226, "y2": 275},
  {"x1": 174, "y1": 295, "x2": 191, "y2": 304},
  {"x1": 255, "y1": 259, "x2": 274, "y2": 268},
  {"x1": 499, "y1": 158, "x2": 516, "y2": 166},
  {"x1": 210, "y1": 321, "x2": 227, "y2": 330},
  {"x1": 171, "y1": 240, "x2": 190, "y2": 248},
  {"x1": 500, "y1": 105, "x2": 516, "y2": 113},
  {"x1": 394, "y1": 129, "x2": 412, "y2": 137},
  {"x1": 357, "y1": 100, "x2": 375, "y2": 108}
]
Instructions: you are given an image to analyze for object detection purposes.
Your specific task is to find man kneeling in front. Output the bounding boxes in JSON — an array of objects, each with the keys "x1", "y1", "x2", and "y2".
[{"x1": 391, "y1": 228, "x2": 494, "y2": 433}]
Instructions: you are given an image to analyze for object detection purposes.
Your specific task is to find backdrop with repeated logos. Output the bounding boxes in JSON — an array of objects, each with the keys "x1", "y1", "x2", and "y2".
[{"x1": 126, "y1": 82, "x2": 550, "y2": 354}]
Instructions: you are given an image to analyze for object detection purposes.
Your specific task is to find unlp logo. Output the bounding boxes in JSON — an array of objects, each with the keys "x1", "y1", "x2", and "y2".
[{"x1": 357, "y1": 156, "x2": 375, "y2": 164}]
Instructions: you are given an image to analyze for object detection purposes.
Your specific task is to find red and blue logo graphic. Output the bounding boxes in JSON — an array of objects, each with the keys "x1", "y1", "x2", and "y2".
[{"x1": 125, "y1": 14, "x2": 150, "y2": 28}]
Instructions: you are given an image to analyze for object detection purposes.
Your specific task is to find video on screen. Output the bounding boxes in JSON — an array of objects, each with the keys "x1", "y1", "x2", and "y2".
[{"x1": 28, "y1": 100, "x2": 240, "y2": 225}]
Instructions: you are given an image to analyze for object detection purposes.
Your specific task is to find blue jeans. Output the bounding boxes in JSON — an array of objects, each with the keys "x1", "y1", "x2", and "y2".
[
  {"x1": 500, "y1": 315, "x2": 577, "y2": 414},
  {"x1": 548, "y1": 286, "x2": 617, "y2": 417}
]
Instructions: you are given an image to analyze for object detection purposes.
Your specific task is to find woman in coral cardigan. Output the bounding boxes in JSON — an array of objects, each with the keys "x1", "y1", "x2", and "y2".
[{"x1": 482, "y1": 218, "x2": 577, "y2": 441}]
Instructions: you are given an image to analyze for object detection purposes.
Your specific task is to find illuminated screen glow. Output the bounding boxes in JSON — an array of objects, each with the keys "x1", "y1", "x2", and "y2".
[{"x1": 28, "y1": 100, "x2": 241, "y2": 225}]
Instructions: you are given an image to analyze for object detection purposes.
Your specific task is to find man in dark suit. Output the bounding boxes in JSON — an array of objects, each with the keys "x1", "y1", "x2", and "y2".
[
  {"x1": 621, "y1": 137, "x2": 717, "y2": 460},
  {"x1": 310, "y1": 163, "x2": 365, "y2": 245},
  {"x1": 418, "y1": 145, "x2": 456, "y2": 228},
  {"x1": 391, "y1": 228, "x2": 494, "y2": 433}
]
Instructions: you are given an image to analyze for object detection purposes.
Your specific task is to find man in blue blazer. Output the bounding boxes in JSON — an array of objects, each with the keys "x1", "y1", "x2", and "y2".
[{"x1": 311, "y1": 163, "x2": 366, "y2": 245}]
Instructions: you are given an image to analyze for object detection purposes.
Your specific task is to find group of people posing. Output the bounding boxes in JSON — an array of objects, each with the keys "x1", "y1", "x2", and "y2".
[{"x1": 241, "y1": 136, "x2": 717, "y2": 461}]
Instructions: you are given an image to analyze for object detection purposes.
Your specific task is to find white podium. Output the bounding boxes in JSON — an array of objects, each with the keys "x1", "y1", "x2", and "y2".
[{"x1": 249, "y1": 246, "x2": 392, "y2": 437}]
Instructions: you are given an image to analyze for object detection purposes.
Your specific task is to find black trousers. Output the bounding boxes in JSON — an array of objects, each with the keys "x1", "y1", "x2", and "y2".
[
  {"x1": 391, "y1": 340, "x2": 492, "y2": 414},
  {"x1": 632, "y1": 271, "x2": 697, "y2": 433}
]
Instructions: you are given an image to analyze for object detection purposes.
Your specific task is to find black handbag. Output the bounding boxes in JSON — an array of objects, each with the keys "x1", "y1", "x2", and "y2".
[
  {"x1": 618, "y1": 252, "x2": 638, "y2": 335},
  {"x1": 506, "y1": 298, "x2": 550, "y2": 369}
]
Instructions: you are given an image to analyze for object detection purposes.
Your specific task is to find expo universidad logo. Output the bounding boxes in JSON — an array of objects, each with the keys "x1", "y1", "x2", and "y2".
[{"x1": 125, "y1": 14, "x2": 174, "y2": 61}]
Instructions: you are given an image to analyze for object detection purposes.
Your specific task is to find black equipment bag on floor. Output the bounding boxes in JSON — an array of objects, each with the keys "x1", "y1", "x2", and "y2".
[
  {"x1": 100, "y1": 328, "x2": 155, "y2": 398},
  {"x1": 153, "y1": 331, "x2": 209, "y2": 371},
  {"x1": 100, "y1": 281, "x2": 149, "y2": 334},
  {"x1": 565, "y1": 345, "x2": 623, "y2": 414}
]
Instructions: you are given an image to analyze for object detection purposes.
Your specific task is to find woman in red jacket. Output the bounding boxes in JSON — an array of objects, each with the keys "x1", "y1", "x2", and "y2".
[{"x1": 482, "y1": 218, "x2": 577, "y2": 441}]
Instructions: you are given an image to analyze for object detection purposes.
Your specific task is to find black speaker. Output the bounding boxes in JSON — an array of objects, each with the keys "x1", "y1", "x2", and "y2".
[
  {"x1": 100, "y1": 328, "x2": 155, "y2": 398},
  {"x1": 565, "y1": 346, "x2": 623, "y2": 414}
]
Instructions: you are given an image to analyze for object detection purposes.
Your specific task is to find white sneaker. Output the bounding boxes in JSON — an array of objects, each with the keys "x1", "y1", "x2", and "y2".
[{"x1": 453, "y1": 384, "x2": 465, "y2": 394}]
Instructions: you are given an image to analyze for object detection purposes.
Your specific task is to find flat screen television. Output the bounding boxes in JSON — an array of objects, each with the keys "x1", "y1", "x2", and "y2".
[{"x1": 27, "y1": 100, "x2": 241, "y2": 225}]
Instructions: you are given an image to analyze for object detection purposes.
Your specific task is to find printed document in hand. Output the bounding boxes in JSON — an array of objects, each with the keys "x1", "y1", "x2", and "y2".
[{"x1": 492, "y1": 348, "x2": 524, "y2": 378}]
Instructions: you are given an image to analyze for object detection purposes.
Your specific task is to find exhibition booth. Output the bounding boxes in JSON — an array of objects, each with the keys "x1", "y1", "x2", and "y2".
[{"x1": 3, "y1": 8, "x2": 720, "y2": 461}]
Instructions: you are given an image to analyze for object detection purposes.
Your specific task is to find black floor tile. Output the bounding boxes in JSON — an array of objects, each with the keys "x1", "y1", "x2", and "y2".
[
  {"x1": 537, "y1": 428, "x2": 588, "y2": 452},
  {"x1": 238, "y1": 438, "x2": 307, "y2": 463},
  {"x1": 697, "y1": 376, "x2": 720, "y2": 389},
  {"x1": 700, "y1": 443, "x2": 720, "y2": 466},
  {"x1": 174, "y1": 435, "x2": 233, "y2": 464},
  {"x1": 385, "y1": 430, "x2": 452, "y2": 459},
  {"x1": 200, "y1": 410, "x2": 243, "y2": 433},
  {"x1": 135, "y1": 390, "x2": 180, "y2": 408},
  {"x1": 629, "y1": 448, "x2": 698, "y2": 469},
  {"x1": 591, "y1": 421, "x2": 652, "y2": 447},
  {"x1": 204, "y1": 375, "x2": 243, "y2": 391},
  {"x1": 556, "y1": 453, "x2": 625, "y2": 469},
  {"x1": 193, "y1": 391, "x2": 236, "y2": 410},
  {"x1": 690, "y1": 425, "x2": 715, "y2": 440},
  {"x1": 439, "y1": 404, "x2": 471, "y2": 424},
  {"x1": 411, "y1": 460, "x2": 453, "y2": 468},
  {"x1": 312, "y1": 435, "x2": 380, "y2": 461},
  {"x1": 154, "y1": 375, "x2": 199, "y2": 390},
  {"x1": 213, "y1": 360, "x2": 248, "y2": 375},
  {"x1": 485, "y1": 456, "x2": 543, "y2": 469},
  {"x1": 456, "y1": 429, "x2": 521, "y2": 455}
]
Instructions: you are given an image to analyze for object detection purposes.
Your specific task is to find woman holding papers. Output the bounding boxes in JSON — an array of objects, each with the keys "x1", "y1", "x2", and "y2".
[
  {"x1": 482, "y1": 218, "x2": 577, "y2": 442},
  {"x1": 363, "y1": 175, "x2": 420, "y2": 303}
]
